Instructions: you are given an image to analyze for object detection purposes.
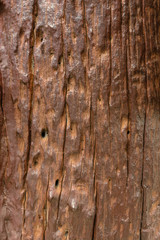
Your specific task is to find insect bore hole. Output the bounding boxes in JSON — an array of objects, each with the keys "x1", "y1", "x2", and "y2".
[
  {"x1": 65, "y1": 230, "x2": 68, "y2": 236},
  {"x1": 55, "y1": 179, "x2": 59, "y2": 188},
  {"x1": 41, "y1": 128, "x2": 48, "y2": 138},
  {"x1": 34, "y1": 159, "x2": 38, "y2": 166}
]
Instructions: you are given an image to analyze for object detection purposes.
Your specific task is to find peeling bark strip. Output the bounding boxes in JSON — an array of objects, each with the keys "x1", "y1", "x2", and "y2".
[{"x1": 0, "y1": 0, "x2": 160, "y2": 240}]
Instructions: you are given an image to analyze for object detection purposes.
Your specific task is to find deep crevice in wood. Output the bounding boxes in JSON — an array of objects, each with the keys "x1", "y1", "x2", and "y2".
[
  {"x1": 126, "y1": 39, "x2": 130, "y2": 187},
  {"x1": 92, "y1": 191, "x2": 97, "y2": 240},
  {"x1": 140, "y1": 1, "x2": 148, "y2": 238},
  {"x1": 92, "y1": 138, "x2": 97, "y2": 240},
  {"x1": 56, "y1": 103, "x2": 67, "y2": 226},
  {"x1": 56, "y1": 0, "x2": 67, "y2": 228},
  {"x1": 108, "y1": 3, "x2": 112, "y2": 162},
  {"x1": 43, "y1": 173, "x2": 49, "y2": 240},
  {"x1": 0, "y1": 1, "x2": 5, "y2": 15},
  {"x1": 22, "y1": 0, "x2": 39, "y2": 238},
  {"x1": 140, "y1": 110, "x2": 146, "y2": 240}
]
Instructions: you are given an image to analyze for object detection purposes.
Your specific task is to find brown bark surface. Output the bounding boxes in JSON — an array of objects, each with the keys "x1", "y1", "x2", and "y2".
[{"x1": 0, "y1": 0, "x2": 160, "y2": 239}]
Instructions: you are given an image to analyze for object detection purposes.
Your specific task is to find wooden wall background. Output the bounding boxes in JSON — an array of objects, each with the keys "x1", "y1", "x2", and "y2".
[{"x1": 0, "y1": 0, "x2": 160, "y2": 239}]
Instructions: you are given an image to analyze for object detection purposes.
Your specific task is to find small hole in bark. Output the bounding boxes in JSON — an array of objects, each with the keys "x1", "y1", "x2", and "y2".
[
  {"x1": 127, "y1": 130, "x2": 130, "y2": 135},
  {"x1": 58, "y1": 55, "x2": 63, "y2": 65},
  {"x1": 55, "y1": 179, "x2": 59, "y2": 187},
  {"x1": 65, "y1": 230, "x2": 68, "y2": 236},
  {"x1": 36, "y1": 27, "x2": 43, "y2": 46},
  {"x1": 34, "y1": 159, "x2": 38, "y2": 166},
  {"x1": 41, "y1": 129, "x2": 48, "y2": 138}
]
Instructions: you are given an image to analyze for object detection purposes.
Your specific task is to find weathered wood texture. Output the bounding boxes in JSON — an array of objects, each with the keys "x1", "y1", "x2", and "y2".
[{"x1": 0, "y1": 0, "x2": 160, "y2": 239}]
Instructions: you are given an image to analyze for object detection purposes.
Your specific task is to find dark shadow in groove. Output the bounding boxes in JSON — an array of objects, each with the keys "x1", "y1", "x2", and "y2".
[{"x1": 0, "y1": 1, "x2": 5, "y2": 15}]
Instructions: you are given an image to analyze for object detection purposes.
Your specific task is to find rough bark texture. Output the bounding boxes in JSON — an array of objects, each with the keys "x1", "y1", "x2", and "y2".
[{"x1": 0, "y1": 0, "x2": 160, "y2": 239}]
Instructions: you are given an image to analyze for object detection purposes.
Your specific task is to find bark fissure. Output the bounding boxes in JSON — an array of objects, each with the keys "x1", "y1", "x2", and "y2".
[
  {"x1": 120, "y1": 0, "x2": 122, "y2": 49},
  {"x1": 56, "y1": 0, "x2": 66, "y2": 227},
  {"x1": 22, "y1": 0, "x2": 38, "y2": 236},
  {"x1": 0, "y1": 77, "x2": 3, "y2": 115},
  {"x1": 82, "y1": 0, "x2": 89, "y2": 67},
  {"x1": 24, "y1": 0, "x2": 38, "y2": 184},
  {"x1": 0, "y1": 1, "x2": 5, "y2": 15},
  {"x1": 4, "y1": 220, "x2": 8, "y2": 240},
  {"x1": 126, "y1": 0, "x2": 131, "y2": 188},
  {"x1": 56, "y1": 104, "x2": 67, "y2": 225},
  {"x1": 126, "y1": 44, "x2": 130, "y2": 187},
  {"x1": 92, "y1": 191, "x2": 97, "y2": 240},
  {"x1": 109, "y1": 4, "x2": 112, "y2": 160},
  {"x1": 43, "y1": 173, "x2": 49, "y2": 240},
  {"x1": 140, "y1": 111, "x2": 146, "y2": 240},
  {"x1": 90, "y1": 93, "x2": 92, "y2": 135},
  {"x1": 92, "y1": 138, "x2": 97, "y2": 240},
  {"x1": 0, "y1": 71, "x2": 9, "y2": 165},
  {"x1": 1, "y1": 50, "x2": 12, "y2": 240},
  {"x1": 140, "y1": 1, "x2": 148, "y2": 238}
]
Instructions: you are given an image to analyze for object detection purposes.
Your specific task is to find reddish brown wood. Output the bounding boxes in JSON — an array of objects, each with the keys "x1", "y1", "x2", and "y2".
[{"x1": 0, "y1": 0, "x2": 160, "y2": 239}]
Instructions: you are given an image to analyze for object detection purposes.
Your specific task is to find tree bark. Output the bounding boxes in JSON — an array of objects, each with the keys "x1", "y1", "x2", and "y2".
[{"x1": 0, "y1": 0, "x2": 160, "y2": 239}]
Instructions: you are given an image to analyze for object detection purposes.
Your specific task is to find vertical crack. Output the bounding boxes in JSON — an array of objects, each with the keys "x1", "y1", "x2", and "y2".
[
  {"x1": 92, "y1": 192, "x2": 97, "y2": 240},
  {"x1": 22, "y1": 0, "x2": 38, "y2": 238},
  {"x1": 140, "y1": 111, "x2": 146, "y2": 240},
  {"x1": 120, "y1": 0, "x2": 122, "y2": 49},
  {"x1": 92, "y1": 138, "x2": 97, "y2": 240},
  {"x1": 82, "y1": 0, "x2": 89, "y2": 67},
  {"x1": 108, "y1": 2, "x2": 112, "y2": 161},
  {"x1": 4, "y1": 220, "x2": 8, "y2": 240},
  {"x1": 24, "y1": 0, "x2": 38, "y2": 184},
  {"x1": 90, "y1": 93, "x2": 92, "y2": 135},
  {"x1": 56, "y1": 101, "x2": 67, "y2": 226},
  {"x1": 126, "y1": 0, "x2": 131, "y2": 187},
  {"x1": 56, "y1": 0, "x2": 67, "y2": 227},
  {"x1": 0, "y1": 73, "x2": 3, "y2": 115},
  {"x1": 126, "y1": 38, "x2": 130, "y2": 187},
  {"x1": 43, "y1": 172, "x2": 49, "y2": 240},
  {"x1": 140, "y1": 0, "x2": 148, "y2": 238},
  {"x1": 0, "y1": 71, "x2": 11, "y2": 240}
]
